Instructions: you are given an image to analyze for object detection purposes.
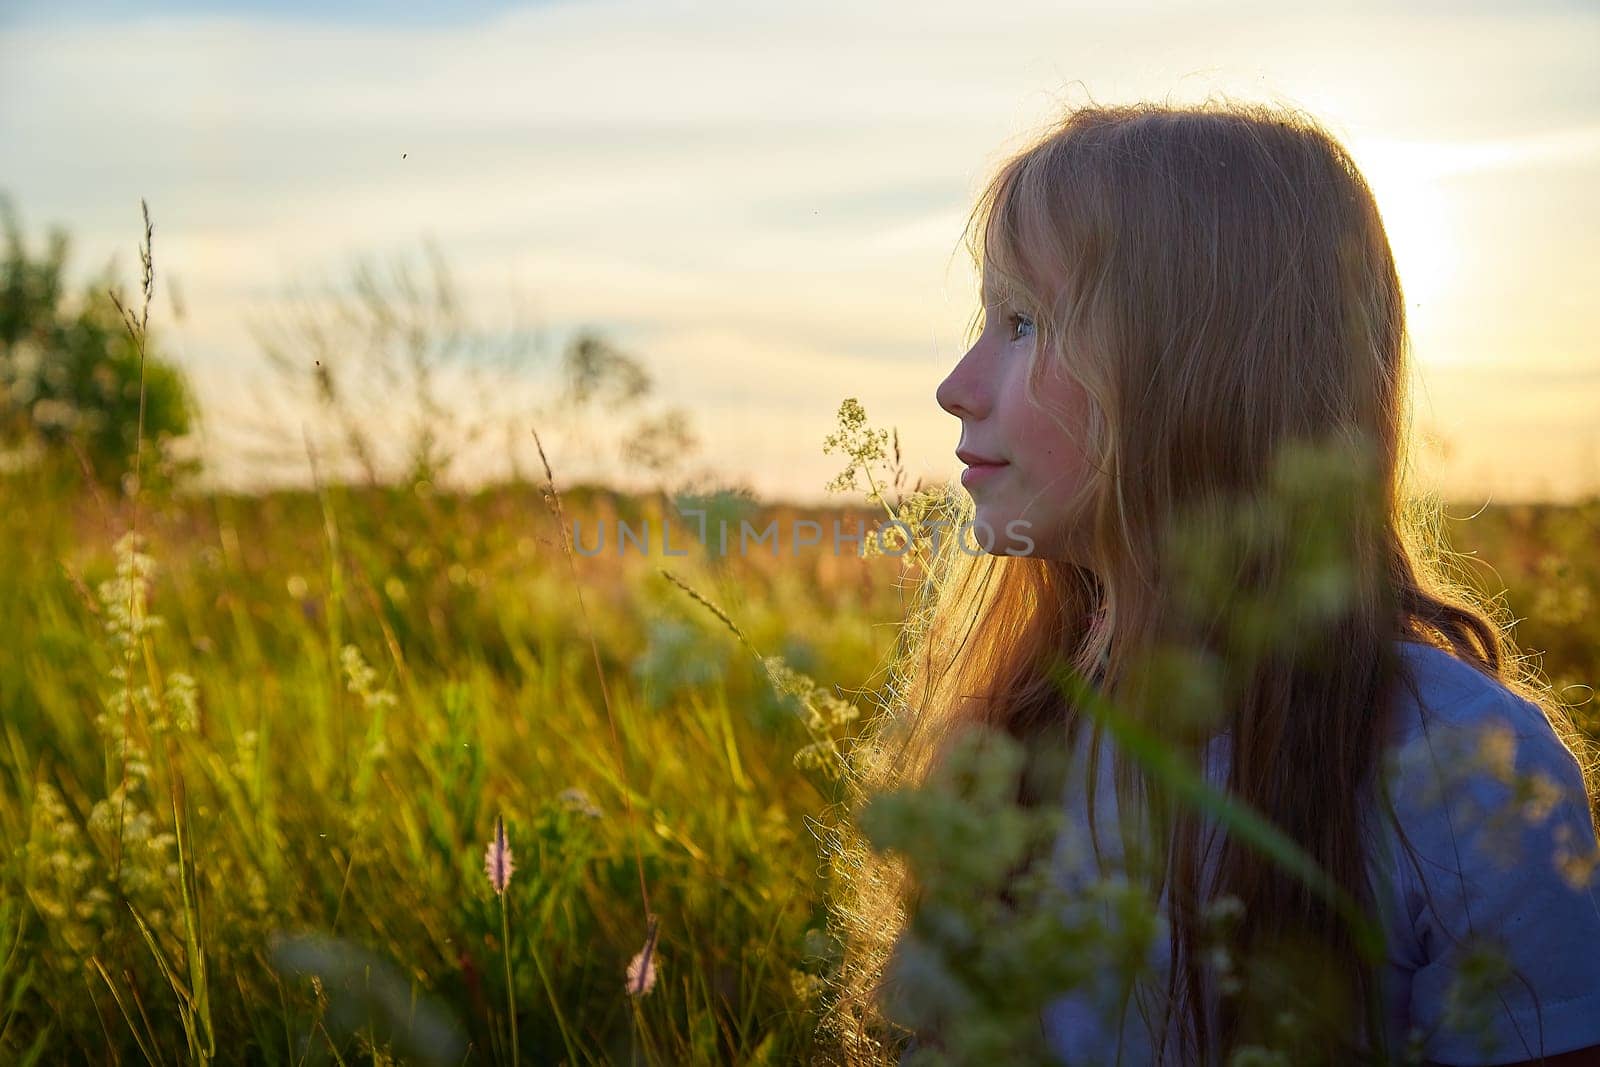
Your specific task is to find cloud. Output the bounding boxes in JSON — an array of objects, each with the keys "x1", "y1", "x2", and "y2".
[{"x1": 2, "y1": 0, "x2": 1596, "y2": 499}]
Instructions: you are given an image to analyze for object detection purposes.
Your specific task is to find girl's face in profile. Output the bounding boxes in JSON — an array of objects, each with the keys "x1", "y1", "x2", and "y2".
[{"x1": 935, "y1": 289, "x2": 1095, "y2": 561}]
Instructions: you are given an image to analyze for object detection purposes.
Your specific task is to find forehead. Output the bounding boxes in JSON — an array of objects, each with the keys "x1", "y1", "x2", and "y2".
[
  {"x1": 978, "y1": 202, "x2": 1047, "y2": 307},
  {"x1": 980, "y1": 262, "x2": 1019, "y2": 306}
]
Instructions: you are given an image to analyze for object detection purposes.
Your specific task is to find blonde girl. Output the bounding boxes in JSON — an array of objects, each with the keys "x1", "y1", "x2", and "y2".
[{"x1": 821, "y1": 99, "x2": 1600, "y2": 1066}]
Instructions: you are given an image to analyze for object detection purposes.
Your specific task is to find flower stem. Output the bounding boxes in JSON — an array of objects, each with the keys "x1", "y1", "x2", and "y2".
[{"x1": 501, "y1": 894, "x2": 518, "y2": 1066}]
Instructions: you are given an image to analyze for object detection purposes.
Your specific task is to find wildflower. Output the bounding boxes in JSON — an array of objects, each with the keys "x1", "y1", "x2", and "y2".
[
  {"x1": 793, "y1": 741, "x2": 839, "y2": 773},
  {"x1": 480, "y1": 813, "x2": 520, "y2": 1062},
  {"x1": 230, "y1": 729, "x2": 260, "y2": 782},
  {"x1": 760, "y1": 654, "x2": 861, "y2": 775},
  {"x1": 557, "y1": 787, "x2": 604, "y2": 820},
  {"x1": 163, "y1": 670, "x2": 200, "y2": 734},
  {"x1": 625, "y1": 914, "x2": 660, "y2": 997},
  {"x1": 484, "y1": 814, "x2": 514, "y2": 895},
  {"x1": 822, "y1": 398, "x2": 890, "y2": 500},
  {"x1": 97, "y1": 531, "x2": 162, "y2": 652},
  {"x1": 790, "y1": 969, "x2": 827, "y2": 1001},
  {"x1": 1554, "y1": 823, "x2": 1600, "y2": 891},
  {"x1": 340, "y1": 644, "x2": 397, "y2": 713},
  {"x1": 1473, "y1": 722, "x2": 1517, "y2": 785}
]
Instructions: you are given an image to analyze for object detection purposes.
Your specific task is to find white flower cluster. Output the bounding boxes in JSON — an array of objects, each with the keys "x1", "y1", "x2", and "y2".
[
  {"x1": 95, "y1": 532, "x2": 201, "y2": 738},
  {"x1": 760, "y1": 655, "x2": 861, "y2": 775},
  {"x1": 22, "y1": 781, "x2": 113, "y2": 960},
  {"x1": 341, "y1": 642, "x2": 396, "y2": 767},
  {"x1": 24, "y1": 531, "x2": 193, "y2": 977}
]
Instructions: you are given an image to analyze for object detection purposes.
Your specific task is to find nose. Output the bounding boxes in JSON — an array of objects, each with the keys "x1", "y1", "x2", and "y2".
[{"x1": 936, "y1": 344, "x2": 989, "y2": 421}]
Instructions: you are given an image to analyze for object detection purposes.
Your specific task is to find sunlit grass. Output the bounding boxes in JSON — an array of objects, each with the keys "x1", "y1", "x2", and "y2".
[
  {"x1": 4, "y1": 422, "x2": 1597, "y2": 1062},
  {"x1": 1, "y1": 208, "x2": 1595, "y2": 1064},
  {"x1": 0, "y1": 440, "x2": 921, "y2": 1061}
]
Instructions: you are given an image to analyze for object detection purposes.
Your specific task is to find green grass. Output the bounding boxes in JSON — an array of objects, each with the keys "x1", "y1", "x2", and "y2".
[
  {"x1": 2, "y1": 455, "x2": 1596, "y2": 1062},
  {"x1": 0, "y1": 460, "x2": 910, "y2": 1063}
]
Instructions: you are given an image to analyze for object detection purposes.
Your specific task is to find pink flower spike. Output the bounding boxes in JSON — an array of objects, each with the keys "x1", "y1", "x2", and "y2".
[
  {"x1": 625, "y1": 914, "x2": 660, "y2": 997},
  {"x1": 485, "y1": 814, "x2": 515, "y2": 895}
]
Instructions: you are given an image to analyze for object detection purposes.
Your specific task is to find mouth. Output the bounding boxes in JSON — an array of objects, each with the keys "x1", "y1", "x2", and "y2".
[
  {"x1": 957, "y1": 451, "x2": 1009, "y2": 490},
  {"x1": 956, "y1": 449, "x2": 1008, "y2": 468}
]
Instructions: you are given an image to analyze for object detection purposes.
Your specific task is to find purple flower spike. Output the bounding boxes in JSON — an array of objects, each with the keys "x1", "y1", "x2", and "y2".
[
  {"x1": 625, "y1": 914, "x2": 660, "y2": 997},
  {"x1": 485, "y1": 814, "x2": 515, "y2": 895}
]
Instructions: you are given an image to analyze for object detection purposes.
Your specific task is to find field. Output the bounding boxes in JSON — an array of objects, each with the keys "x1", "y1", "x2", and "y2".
[{"x1": 2, "y1": 453, "x2": 1597, "y2": 1063}]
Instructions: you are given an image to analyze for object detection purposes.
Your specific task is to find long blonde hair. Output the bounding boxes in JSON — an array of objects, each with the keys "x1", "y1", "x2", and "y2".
[{"x1": 817, "y1": 97, "x2": 1599, "y2": 1064}]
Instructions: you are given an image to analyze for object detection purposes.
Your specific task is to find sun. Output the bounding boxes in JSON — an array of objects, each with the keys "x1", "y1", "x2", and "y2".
[{"x1": 1344, "y1": 138, "x2": 1463, "y2": 354}]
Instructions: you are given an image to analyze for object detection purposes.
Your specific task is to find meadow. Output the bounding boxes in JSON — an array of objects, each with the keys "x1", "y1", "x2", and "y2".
[
  {"x1": 3, "y1": 433, "x2": 1597, "y2": 1063},
  {"x1": 3, "y1": 206, "x2": 1598, "y2": 1067}
]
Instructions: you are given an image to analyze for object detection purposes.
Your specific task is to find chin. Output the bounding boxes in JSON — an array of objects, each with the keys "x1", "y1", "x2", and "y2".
[{"x1": 966, "y1": 508, "x2": 1020, "y2": 555}]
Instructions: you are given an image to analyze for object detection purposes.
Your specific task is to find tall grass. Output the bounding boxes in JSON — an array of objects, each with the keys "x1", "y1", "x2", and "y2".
[{"x1": 2, "y1": 208, "x2": 1596, "y2": 1063}]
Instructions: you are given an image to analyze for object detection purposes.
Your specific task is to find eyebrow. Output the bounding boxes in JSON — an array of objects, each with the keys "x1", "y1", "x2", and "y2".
[{"x1": 983, "y1": 288, "x2": 1029, "y2": 316}]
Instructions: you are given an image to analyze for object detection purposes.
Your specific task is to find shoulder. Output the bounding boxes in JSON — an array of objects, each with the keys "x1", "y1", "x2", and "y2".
[
  {"x1": 1375, "y1": 640, "x2": 1600, "y2": 1064},
  {"x1": 1383, "y1": 640, "x2": 1587, "y2": 793},
  {"x1": 1379, "y1": 638, "x2": 1594, "y2": 887}
]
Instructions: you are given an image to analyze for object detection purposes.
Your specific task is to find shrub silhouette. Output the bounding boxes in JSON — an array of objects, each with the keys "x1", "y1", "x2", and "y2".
[{"x1": 0, "y1": 195, "x2": 196, "y2": 488}]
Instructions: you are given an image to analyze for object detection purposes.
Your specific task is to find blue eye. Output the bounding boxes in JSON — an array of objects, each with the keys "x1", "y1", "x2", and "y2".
[{"x1": 1008, "y1": 313, "x2": 1035, "y2": 343}]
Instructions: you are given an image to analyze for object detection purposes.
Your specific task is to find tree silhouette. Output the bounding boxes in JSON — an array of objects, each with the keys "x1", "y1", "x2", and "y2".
[{"x1": 0, "y1": 195, "x2": 196, "y2": 488}]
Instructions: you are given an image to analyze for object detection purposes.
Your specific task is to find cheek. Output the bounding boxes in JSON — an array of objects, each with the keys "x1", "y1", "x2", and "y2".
[
  {"x1": 1009, "y1": 389, "x2": 1085, "y2": 473},
  {"x1": 1009, "y1": 380, "x2": 1096, "y2": 534}
]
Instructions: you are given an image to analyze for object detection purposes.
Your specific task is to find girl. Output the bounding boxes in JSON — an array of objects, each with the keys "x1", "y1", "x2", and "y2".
[{"x1": 819, "y1": 99, "x2": 1600, "y2": 1065}]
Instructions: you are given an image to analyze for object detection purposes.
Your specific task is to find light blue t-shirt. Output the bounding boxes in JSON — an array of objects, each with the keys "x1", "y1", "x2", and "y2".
[{"x1": 1041, "y1": 638, "x2": 1600, "y2": 1065}]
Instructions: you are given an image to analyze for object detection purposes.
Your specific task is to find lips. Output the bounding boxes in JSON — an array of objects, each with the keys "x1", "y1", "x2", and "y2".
[{"x1": 956, "y1": 448, "x2": 1009, "y2": 493}]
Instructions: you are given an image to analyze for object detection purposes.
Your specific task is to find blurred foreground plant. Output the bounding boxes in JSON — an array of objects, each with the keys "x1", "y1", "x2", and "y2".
[{"x1": 857, "y1": 724, "x2": 1156, "y2": 1065}]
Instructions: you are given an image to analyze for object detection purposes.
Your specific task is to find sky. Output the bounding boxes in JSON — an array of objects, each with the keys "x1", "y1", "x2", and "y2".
[{"x1": 3, "y1": 0, "x2": 1598, "y2": 504}]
